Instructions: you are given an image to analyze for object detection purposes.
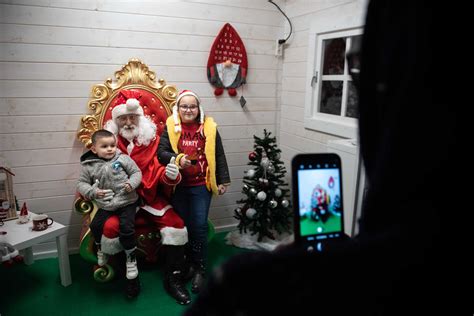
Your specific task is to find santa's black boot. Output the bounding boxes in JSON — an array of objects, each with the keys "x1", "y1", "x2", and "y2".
[{"x1": 163, "y1": 245, "x2": 190, "y2": 305}]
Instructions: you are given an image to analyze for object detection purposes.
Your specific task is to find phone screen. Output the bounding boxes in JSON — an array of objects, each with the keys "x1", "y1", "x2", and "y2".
[{"x1": 292, "y1": 153, "x2": 344, "y2": 250}]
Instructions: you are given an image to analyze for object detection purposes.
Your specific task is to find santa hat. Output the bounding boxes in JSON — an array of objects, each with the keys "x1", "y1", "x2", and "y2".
[
  {"x1": 111, "y1": 92, "x2": 144, "y2": 121},
  {"x1": 172, "y1": 90, "x2": 204, "y2": 133}
]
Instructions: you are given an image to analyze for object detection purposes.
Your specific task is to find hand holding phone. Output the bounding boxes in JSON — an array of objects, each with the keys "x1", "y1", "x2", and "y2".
[{"x1": 292, "y1": 153, "x2": 345, "y2": 252}]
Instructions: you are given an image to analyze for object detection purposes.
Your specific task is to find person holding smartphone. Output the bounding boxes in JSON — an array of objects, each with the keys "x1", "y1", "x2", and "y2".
[
  {"x1": 158, "y1": 90, "x2": 230, "y2": 294},
  {"x1": 183, "y1": 2, "x2": 460, "y2": 315}
]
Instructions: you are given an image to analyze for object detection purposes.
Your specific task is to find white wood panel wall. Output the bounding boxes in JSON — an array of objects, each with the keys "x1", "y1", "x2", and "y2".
[{"x1": 0, "y1": 0, "x2": 283, "y2": 256}]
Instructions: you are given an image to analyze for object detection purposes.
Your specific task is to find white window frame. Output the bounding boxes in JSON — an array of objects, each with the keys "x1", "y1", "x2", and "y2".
[{"x1": 305, "y1": 18, "x2": 364, "y2": 139}]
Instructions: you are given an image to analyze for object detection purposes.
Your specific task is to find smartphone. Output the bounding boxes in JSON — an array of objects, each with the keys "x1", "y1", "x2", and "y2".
[{"x1": 292, "y1": 153, "x2": 344, "y2": 252}]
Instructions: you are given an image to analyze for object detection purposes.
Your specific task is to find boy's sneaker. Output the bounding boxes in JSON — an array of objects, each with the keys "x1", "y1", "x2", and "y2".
[
  {"x1": 126, "y1": 251, "x2": 138, "y2": 280},
  {"x1": 97, "y1": 250, "x2": 108, "y2": 266},
  {"x1": 126, "y1": 276, "x2": 141, "y2": 299}
]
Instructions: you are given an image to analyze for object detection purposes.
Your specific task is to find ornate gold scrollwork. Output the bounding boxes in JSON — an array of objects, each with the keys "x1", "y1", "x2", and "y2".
[
  {"x1": 77, "y1": 58, "x2": 178, "y2": 148},
  {"x1": 74, "y1": 196, "x2": 97, "y2": 215}
]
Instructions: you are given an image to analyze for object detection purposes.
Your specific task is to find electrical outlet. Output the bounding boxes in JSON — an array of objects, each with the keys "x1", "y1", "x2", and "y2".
[{"x1": 275, "y1": 39, "x2": 283, "y2": 57}]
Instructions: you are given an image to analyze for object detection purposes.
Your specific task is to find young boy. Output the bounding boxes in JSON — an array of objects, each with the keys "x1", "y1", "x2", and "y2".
[{"x1": 77, "y1": 129, "x2": 142, "y2": 280}]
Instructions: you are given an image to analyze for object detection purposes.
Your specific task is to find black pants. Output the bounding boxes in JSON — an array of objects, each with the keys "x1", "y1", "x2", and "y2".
[{"x1": 89, "y1": 201, "x2": 137, "y2": 250}]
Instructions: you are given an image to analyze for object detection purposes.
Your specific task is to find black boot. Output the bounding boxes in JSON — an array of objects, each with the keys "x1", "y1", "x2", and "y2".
[
  {"x1": 182, "y1": 262, "x2": 195, "y2": 282},
  {"x1": 125, "y1": 275, "x2": 141, "y2": 299},
  {"x1": 163, "y1": 245, "x2": 191, "y2": 305},
  {"x1": 165, "y1": 271, "x2": 191, "y2": 305},
  {"x1": 191, "y1": 263, "x2": 206, "y2": 294}
]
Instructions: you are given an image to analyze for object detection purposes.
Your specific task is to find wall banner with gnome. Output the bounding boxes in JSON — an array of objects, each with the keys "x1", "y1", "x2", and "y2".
[{"x1": 207, "y1": 23, "x2": 248, "y2": 107}]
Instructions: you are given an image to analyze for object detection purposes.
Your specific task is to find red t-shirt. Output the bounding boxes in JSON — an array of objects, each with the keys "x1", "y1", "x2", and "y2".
[{"x1": 178, "y1": 122, "x2": 208, "y2": 186}]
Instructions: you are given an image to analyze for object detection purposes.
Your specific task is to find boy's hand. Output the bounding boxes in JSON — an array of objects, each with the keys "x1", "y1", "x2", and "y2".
[
  {"x1": 96, "y1": 188, "x2": 107, "y2": 198},
  {"x1": 123, "y1": 183, "x2": 132, "y2": 193},
  {"x1": 92, "y1": 180, "x2": 114, "y2": 201},
  {"x1": 96, "y1": 189, "x2": 114, "y2": 200}
]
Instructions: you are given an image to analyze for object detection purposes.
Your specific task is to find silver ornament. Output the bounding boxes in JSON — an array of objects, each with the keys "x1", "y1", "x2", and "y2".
[
  {"x1": 268, "y1": 199, "x2": 277, "y2": 208},
  {"x1": 249, "y1": 188, "x2": 257, "y2": 196},
  {"x1": 246, "y1": 169, "x2": 256, "y2": 178},
  {"x1": 242, "y1": 184, "x2": 249, "y2": 192},
  {"x1": 257, "y1": 191, "x2": 267, "y2": 201},
  {"x1": 235, "y1": 207, "x2": 242, "y2": 215},
  {"x1": 267, "y1": 164, "x2": 275, "y2": 174},
  {"x1": 274, "y1": 188, "x2": 282, "y2": 197},
  {"x1": 260, "y1": 157, "x2": 270, "y2": 169},
  {"x1": 246, "y1": 208, "x2": 257, "y2": 219},
  {"x1": 281, "y1": 199, "x2": 289, "y2": 208}
]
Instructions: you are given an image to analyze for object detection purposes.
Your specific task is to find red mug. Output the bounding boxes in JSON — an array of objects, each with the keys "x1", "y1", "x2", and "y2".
[{"x1": 32, "y1": 214, "x2": 54, "y2": 231}]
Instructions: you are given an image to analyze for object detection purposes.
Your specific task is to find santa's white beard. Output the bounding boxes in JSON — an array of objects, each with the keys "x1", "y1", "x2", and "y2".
[
  {"x1": 119, "y1": 125, "x2": 139, "y2": 142},
  {"x1": 104, "y1": 116, "x2": 156, "y2": 147}
]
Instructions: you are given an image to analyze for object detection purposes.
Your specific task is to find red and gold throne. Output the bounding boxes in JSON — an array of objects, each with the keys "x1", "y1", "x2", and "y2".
[{"x1": 75, "y1": 59, "x2": 214, "y2": 281}]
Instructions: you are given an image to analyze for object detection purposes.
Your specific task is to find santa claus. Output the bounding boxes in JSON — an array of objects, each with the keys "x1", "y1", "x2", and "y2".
[{"x1": 100, "y1": 90, "x2": 191, "y2": 304}]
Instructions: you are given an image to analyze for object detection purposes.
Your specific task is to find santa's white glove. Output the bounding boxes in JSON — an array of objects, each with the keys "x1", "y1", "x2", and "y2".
[
  {"x1": 165, "y1": 156, "x2": 179, "y2": 181},
  {"x1": 91, "y1": 179, "x2": 100, "y2": 196}
]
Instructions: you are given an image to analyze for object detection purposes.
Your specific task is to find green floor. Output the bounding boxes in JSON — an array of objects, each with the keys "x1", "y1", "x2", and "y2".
[
  {"x1": 0, "y1": 232, "x2": 247, "y2": 316},
  {"x1": 300, "y1": 215, "x2": 341, "y2": 236}
]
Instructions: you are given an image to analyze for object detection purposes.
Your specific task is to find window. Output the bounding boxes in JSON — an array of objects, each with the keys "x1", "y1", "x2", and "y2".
[
  {"x1": 305, "y1": 26, "x2": 363, "y2": 138},
  {"x1": 319, "y1": 32, "x2": 362, "y2": 118}
]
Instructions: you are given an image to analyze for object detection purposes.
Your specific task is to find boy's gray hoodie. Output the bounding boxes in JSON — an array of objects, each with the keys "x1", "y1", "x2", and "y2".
[{"x1": 76, "y1": 149, "x2": 142, "y2": 211}]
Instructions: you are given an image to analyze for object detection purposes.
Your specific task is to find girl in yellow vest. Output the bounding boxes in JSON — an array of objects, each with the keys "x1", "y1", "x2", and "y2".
[{"x1": 158, "y1": 90, "x2": 230, "y2": 293}]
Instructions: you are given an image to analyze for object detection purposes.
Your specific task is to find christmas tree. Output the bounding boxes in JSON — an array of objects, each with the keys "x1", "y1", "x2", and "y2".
[{"x1": 234, "y1": 129, "x2": 292, "y2": 241}]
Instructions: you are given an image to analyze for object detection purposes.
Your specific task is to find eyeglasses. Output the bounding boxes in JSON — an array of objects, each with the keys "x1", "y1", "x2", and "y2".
[
  {"x1": 117, "y1": 114, "x2": 139, "y2": 122},
  {"x1": 179, "y1": 105, "x2": 199, "y2": 111}
]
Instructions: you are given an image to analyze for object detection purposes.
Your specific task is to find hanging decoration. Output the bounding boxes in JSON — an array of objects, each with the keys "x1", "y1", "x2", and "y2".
[{"x1": 207, "y1": 23, "x2": 248, "y2": 105}]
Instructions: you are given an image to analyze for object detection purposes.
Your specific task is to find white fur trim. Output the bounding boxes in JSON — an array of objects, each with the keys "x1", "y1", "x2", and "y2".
[
  {"x1": 112, "y1": 98, "x2": 144, "y2": 121},
  {"x1": 160, "y1": 226, "x2": 188, "y2": 245},
  {"x1": 141, "y1": 204, "x2": 172, "y2": 216},
  {"x1": 126, "y1": 141, "x2": 134, "y2": 155},
  {"x1": 199, "y1": 105, "x2": 204, "y2": 124},
  {"x1": 100, "y1": 235, "x2": 123, "y2": 255},
  {"x1": 176, "y1": 91, "x2": 201, "y2": 105},
  {"x1": 172, "y1": 105, "x2": 181, "y2": 133}
]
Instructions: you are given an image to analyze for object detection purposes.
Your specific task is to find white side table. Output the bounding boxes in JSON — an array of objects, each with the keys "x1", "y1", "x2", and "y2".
[{"x1": 0, "y1": 212, "x2": 72, "y2": 287}]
